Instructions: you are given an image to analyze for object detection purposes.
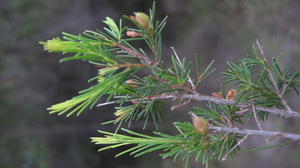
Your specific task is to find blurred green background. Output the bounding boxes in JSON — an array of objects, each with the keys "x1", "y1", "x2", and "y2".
[{"x1": 1, "y1": 0, "x2": 300, "y2": 167}]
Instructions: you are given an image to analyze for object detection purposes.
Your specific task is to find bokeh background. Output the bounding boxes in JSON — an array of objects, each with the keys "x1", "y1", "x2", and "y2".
[{"x1": 1, "y1": 0, "x2": 300, "y2": 167}]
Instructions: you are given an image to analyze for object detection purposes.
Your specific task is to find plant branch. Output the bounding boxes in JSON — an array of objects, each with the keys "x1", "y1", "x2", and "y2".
[
  {"x1": 146, "y1": 93, "x2": 300, "y2": 118},
  {"x1": 103, "y1": 93, "x2": 300, "y2": 118},
  {"x1": 209, "y1": 126, "x2": 300, "y2": 141},
  {"x1": 221, "y1": 135, "x2": 249, "y2": 161},
  {"x1": 252, "y1": 104, "x2": 263, "y2": 131},
  {"x1": 117, "y1": 44, "x2": 155, "y2": 65},
  {"x1": 171, "y1": 47, "x2": 196, "y2": 90},
  {"x1": 256, "y1": 39, "x2": 293, "y2": 112}
]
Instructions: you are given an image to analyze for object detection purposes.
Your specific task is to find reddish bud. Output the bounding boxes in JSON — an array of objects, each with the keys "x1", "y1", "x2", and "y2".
[
  {"x1": 192, "y1": 115, "x2": 208, "y2": 134},
  {"x1": 126, "y1": 31, "x2": 143, "y2": 37},
  {"x1": 226, "y1": 89, "x2": 237, "y2": 100}
]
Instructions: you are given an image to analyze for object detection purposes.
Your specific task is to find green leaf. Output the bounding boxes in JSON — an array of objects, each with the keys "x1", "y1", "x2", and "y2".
[{"x1": 47, "y1": 68, "x2": 134, "y2": 117}]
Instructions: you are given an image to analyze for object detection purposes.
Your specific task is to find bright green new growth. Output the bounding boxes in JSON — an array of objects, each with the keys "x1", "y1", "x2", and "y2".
[
  {"x1": 47, "y1": 68, "x2": 133, "y2": 117},
  {"x1": 91, "y1": 122, "x2": 240, "y2": 168},
  {"x1": 40, "y1": 2, "x2": 300, "y2": 168}
]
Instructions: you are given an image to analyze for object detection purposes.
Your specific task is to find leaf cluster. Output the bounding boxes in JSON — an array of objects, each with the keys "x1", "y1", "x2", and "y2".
[
  {"x1": 222, "y1": 46, "x2": 300, "y2": 120},
  {"x1": 40, "y1": 2, "x2": 300, "y2": 168},
  {"x1": 91, "y1": 121, "x2": 241, "y2": 168}
]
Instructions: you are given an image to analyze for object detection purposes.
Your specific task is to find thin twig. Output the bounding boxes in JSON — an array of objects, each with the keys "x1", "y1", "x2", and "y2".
[
  {"x1": 96, "y1": 93, "x2": 300, "y2": 140},
  {"x1": 209, "y1": 126, "x2": 300, "y2": 141},
  {"x1": 221, "y1": 135, "x2": 249, "y2": 161},
  {"x1": 280, "y1": 81, "x2": 288, "y2": 97},
  {"x1": 98, "y1": 93, "x2": 300, "y2": 118},
  {"x1": 252, "y1": 104, "x2": 263, "y2": 131},
  {"x1": 117, "y1": 44, "x2": 154, "y2": 65},
  {"x1": 256, "y1": 39, "x2": 265, "y2": 58},
  {"x1": 268, "y1": 70, "x2": 293, "y2": 112},
  {"x1": 149, "y1": 93, "x2": 300, "y2": 118},
  {"x1": 97, "y1": 101, "x2": 117, "y2": 107},
  {"x1": 171, "y1": 47, "x2": 196, "y2": 90},
  {"x1": 256, "y1": 40, "x2": 293, "y2": 112},
  {"x1": 236, "y1": 107, "x2": 250, "y2": 115},
  {"x1": 171, "y1": 98, "x2": 192, "y2": 110}
]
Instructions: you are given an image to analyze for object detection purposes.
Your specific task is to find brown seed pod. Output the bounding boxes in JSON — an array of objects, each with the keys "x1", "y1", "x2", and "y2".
[
  {"x1": 226, "y1": 89, "x2": 237, "y2": 100},
  {"x1": 192, "y1": 115, "x2": 208, "y2": 134},
  {"x1": 126, "y1": 31, "x2": 143, "y2": 37},
  {"x1": 130, "y1": 12, "x2": 150, "y2": 28}
]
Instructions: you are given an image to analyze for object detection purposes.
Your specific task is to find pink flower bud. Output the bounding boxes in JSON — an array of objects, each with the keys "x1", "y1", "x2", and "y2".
[{"x1": 126, "y1": 31, "x2": 143, "y2": 37}]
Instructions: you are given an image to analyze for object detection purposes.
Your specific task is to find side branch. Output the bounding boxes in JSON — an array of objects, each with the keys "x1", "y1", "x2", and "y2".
[
  {"x1": 209, "y1": 126, "x2": 300, "y2": 141},
  {"x1": 104, "y1": 93, "x2": 300, "y2": 118},
  {"x1": 117, "y1": 44, "x2": 154, "y2": 65},
  {"x1": 256, "y1": 40, "x2": 293, "y2": 112},
  {"x1": 149, "y1": 93, "x2": 300, "y2": 118}
]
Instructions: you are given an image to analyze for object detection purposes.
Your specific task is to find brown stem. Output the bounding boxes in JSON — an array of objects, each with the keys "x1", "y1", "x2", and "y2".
[
  {"x1": 105, "y1": 93, "x2": 300, "y2": 118},
  {"x1": 252, "y1": 104, "x2": 263, "y2": 131},
  {"x1": 117, "y1": 44, "x2": 154, "y2": 65},
  {"x1": 147, "y1": 93, "x2": 300, "y2": 118},
  {"x1": 209, "y1": 126, "x2": 300, "y2": 141},
  {"x1": 171, "y1": 47, "x2": 196, "y2": 91},
  {"x1": 256, "y1": 39, "x2": 293, "y2": 112}
]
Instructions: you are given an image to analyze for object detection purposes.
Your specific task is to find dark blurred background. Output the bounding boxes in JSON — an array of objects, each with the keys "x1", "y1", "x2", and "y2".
[{"x1": 1, "y1": 0, "x2": 300, "y2": 167}]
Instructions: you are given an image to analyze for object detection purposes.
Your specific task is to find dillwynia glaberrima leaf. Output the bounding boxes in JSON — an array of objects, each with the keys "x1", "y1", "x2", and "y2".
[
  {"x1": 47, "y1": 68, "x2": 134, "y2": 117},
  {"x1": 39, "y1": 32, "x2": 117, "y2": 64},
  {"x1": 91, "y1": 121, "x2": 241, "y2": 168}
]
